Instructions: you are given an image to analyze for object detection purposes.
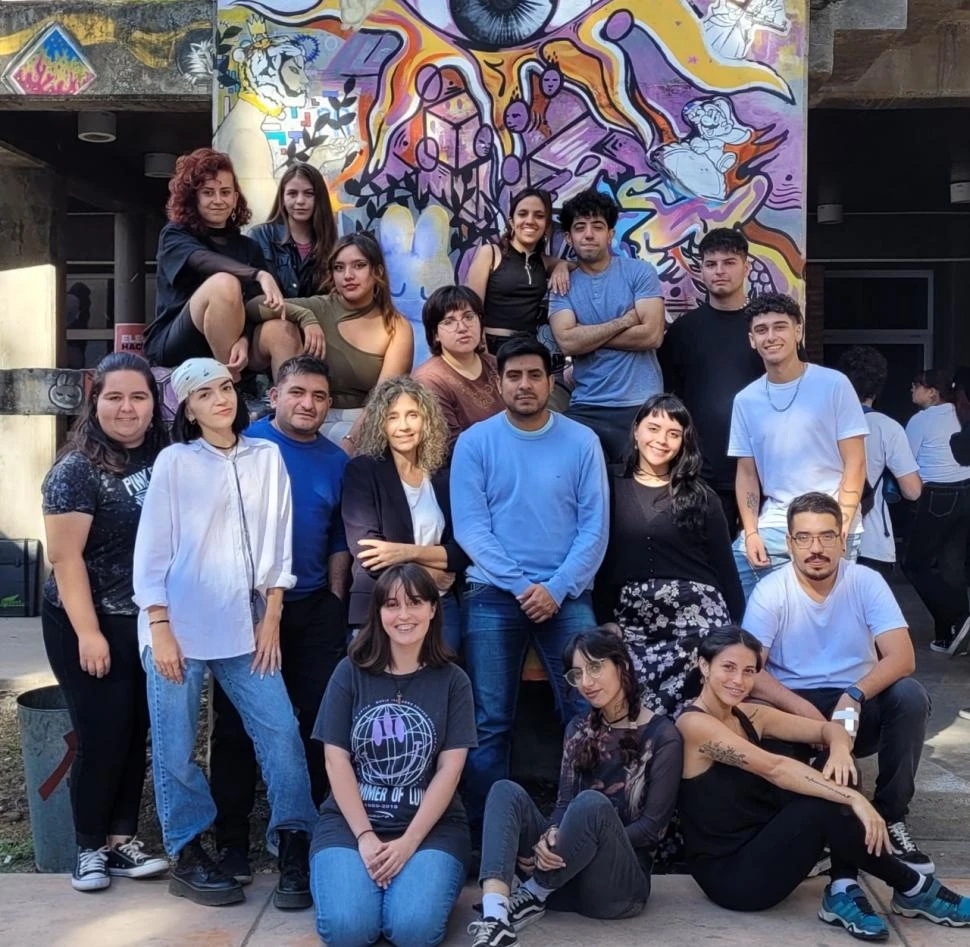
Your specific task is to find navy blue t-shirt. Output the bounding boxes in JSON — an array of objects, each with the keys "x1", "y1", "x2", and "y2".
[{"x1": 247, "y1": 416, "x2": 349, "y2": 600}]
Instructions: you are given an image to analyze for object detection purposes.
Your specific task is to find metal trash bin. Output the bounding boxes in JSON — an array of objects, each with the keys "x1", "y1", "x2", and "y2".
[{"x1": 17, "y1": 685, "x2": 76, "y2": 872}]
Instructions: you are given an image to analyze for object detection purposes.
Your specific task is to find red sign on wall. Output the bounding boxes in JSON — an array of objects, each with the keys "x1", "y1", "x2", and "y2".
[{"x1": 114, "y1": 323, "x2": 145, "y2": 356}]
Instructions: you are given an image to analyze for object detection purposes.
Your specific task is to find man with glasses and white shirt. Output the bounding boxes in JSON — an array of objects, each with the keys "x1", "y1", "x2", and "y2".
[{"x1": 743, "y1": 492, "x2": 934, "y2": 878}]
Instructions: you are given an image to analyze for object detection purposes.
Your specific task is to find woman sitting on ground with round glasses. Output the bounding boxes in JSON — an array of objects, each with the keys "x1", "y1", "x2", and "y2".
[
  {"x1": 677, "y1": 626, "x2": 970, "y2": 939},
  {"x1": 468, "y1": 627, "x2": 682, "y2": 947}
]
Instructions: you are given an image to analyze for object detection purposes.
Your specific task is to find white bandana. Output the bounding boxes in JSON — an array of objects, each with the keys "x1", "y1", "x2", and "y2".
[{"x1": 170, "y1": 358, "x2": 233, "y2": 403}]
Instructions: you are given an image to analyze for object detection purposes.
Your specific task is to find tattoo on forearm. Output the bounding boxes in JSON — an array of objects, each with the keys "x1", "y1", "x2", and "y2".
[
  {"x1": 804, "y1": 774, "x2": 852, "y2": 801},
  {"x1": 745, "y1": 492, "x2": 759, "y2": 513},
  {"x1": 699, "y1": 741, "x2": 748, "y2": 768}
]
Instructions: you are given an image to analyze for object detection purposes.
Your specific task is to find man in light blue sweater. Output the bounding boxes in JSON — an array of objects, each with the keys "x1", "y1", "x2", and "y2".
[{"x1": 451, "y1": 336, "x2": 609, "y2": 835}]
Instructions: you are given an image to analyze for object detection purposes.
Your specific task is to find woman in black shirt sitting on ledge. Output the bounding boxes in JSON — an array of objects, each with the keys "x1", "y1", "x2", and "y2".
[{"x1": 598, "y1": 393, "x2": 743, "y2": 717}]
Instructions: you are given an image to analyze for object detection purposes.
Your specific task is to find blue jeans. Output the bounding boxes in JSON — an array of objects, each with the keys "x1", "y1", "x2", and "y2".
[
  {"x1": 143, "y1": 648, "x2": 317, "y2": 856},
  {"x1": 461, "y1": 584, "x2": 594, "y2": 829},
  {"x1": 311, "y1": 846, "x2": 465, "y2": 946},
  {"x1": 732, "y1": 528, "x2": 862, "y2": 599},
  {"x1": 440, "y1": 589, "x2": 462, "y2": 654}
]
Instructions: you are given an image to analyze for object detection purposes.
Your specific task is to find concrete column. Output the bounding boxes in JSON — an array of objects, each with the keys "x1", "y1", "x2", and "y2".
[
  {"x1": 0, "y1": 166, "x2": 63, "y2": 548},
  {"x1": 113, "y1": 213, "x2": 145, "y2": 324}
]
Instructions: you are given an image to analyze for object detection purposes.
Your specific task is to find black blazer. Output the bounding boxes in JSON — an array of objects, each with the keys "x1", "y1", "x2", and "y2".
[{"x1": 341, "y1": 452, "x2": 466, "y2": 624}]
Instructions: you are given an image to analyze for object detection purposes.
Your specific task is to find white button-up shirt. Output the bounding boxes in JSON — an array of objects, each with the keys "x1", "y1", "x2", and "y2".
[{"x1": 133, "y1": 435, "x2": 296, "y2": 660}]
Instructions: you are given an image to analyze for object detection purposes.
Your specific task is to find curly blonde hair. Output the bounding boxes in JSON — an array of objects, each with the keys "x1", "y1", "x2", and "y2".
[{"x1": 356, "y1": 376, "x2": 448, "y2": 473}]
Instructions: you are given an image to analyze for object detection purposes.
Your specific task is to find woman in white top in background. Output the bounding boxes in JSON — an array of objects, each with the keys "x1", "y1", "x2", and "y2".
[
  {"x1": 133, "y1": 358, "x2": 316, "y2": 910},
  {"x1": 903, "y1": 368, "x2": 970, "y2": 652},
  {"x1": 341, "y1": 376, "x2": 466, "y2": 651}
]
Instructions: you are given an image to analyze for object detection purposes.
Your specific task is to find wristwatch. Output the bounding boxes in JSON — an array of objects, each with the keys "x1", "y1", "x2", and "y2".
[{"x1": 844, "y1": 685, "x2": 866, "y2": 705}]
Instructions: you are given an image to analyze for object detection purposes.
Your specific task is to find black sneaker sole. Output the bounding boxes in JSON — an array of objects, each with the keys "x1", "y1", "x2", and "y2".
[
  {"x1": 273, "y1": 887, "x2": 312, "y2": 910},
  {"x1": 169, "y1": 876, "x2": 245, "y2": 906}
]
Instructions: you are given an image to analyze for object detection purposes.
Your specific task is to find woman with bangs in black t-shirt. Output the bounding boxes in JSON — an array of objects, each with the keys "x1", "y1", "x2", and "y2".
[{"x1": 41, "y1": 353, "x2": 170, "y2": 892}]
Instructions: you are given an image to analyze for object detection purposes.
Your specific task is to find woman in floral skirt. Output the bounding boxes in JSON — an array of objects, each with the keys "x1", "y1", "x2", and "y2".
[{"x1": 597, "y1": 394, "x2": 744, "y2": 716}]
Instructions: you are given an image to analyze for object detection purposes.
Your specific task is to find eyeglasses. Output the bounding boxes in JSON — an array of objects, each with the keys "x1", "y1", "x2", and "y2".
[
  {"x1": 790, "y1": 531, "x2": 841, "y2": 549},
  {"x1": 439, "y1": 311, "x2": 480, "y2": 330},
  {"x1": 564, "y1": 659, "x2": 606, "y2": 688}
]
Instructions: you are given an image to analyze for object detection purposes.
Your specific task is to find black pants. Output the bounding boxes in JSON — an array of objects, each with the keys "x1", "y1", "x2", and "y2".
[
  {"x1": 692, "y1": 796, "x2": 919, "y2": 912},
  {"x1": 794, "y1": 681, "x2": 929, "y2": 824},
  {"x1": 210, "y1": 587, "x2": 346, "y2": 850},
  {"x1": 903, "y1": 480, "x2": 970, "y2": 639},
  {"x1": 479, "y1": 780, "x2": 650, "y2": 920},
  {"x1": 41, "y1": 600, "x2": 149, "y2": 849},
  {"x1": 565, "y1": 403, "x2": 640, "y2": 465}
]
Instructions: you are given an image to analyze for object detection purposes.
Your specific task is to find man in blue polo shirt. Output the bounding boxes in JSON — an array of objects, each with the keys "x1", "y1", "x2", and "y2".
[
  {"x1": 210, "y1": 355, "x2": 351, "y2": 886},
  {"x1": 549, "y1": 189, "x2": 665, "y2": 463}
]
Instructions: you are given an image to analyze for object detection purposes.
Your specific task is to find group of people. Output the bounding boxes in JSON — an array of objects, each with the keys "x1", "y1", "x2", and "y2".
[{"x1": 37, "y1": 145, "x2": 970, "y2": 947}]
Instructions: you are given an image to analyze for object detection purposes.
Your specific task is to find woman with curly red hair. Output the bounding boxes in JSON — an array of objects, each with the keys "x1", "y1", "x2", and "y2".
[{"x1": 144, "y1": 148, "x2": 301, "y2": 379}]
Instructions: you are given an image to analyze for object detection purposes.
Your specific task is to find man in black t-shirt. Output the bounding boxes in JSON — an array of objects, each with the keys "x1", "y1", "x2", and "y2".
[{"x1": 659, "y1": 228, "x2": 763, "y2": 532}]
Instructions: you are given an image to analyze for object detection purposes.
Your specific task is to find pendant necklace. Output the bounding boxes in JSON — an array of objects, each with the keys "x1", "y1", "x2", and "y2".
[
  {"x1": 765, "y1": 362, "x2": 807, "y2": 412},
  {"x1": 389, "y1": 666, "x2": 423, "y2": 703}
]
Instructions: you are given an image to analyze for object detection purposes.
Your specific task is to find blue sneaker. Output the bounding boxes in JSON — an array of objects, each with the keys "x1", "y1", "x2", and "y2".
[
  {"x1": 818, "y1": 884, "x2": 889, "y2": 941},
  {"x1": 891, "y1": 878, "x2": 970, "y2": 926}
]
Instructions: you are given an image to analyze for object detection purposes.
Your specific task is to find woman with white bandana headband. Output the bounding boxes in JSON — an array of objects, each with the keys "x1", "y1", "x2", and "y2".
[{"x1": 133, "y1": 357, "x2": 316, "y2": 910}]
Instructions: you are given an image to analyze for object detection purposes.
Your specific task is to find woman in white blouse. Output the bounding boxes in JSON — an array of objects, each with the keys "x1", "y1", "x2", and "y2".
[
  {"x1": 341, "y1": 376, "x2": 466, "y2": 650},
  {"x1": 133, "y1": 358, "x2": 316, "y2": 909},
  {"x1": 903, "y1": 368, "x2": 970, "y2": 651}
]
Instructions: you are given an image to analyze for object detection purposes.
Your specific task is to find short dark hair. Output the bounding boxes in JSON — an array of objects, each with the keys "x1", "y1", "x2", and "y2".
[
  {"x1": 698, "y1": 626, "x2": 764, "y2": 673},
  {"x1": 275, "y1": 355, "x2": 331, "y2": 387},
  {"x1": 560, "y1": 188, "x2": 619, "y2": 231},
  {"x1": 698, "y1": 227, "x2": 748, "y2": 260},
  {"x1": 745, "y1": 292, "x2": 802, "y2": 327},
  {"x1": 838, "y1": 346, "x2": 886, "y2": 402},
  {"x1": 350, "y1": 564, "x2": 453, "y2": 672},
  {"x1": 171, "y1": 387, "x2": 250, "y2": 443},
  {"x1": 786, "y1": 491, "x2": 842, "y2": 533},
  {"x1": 496, "y1": 336, "x2": 552, "y2": 376},
  {"x1": 422, "y1": 285, "x2": 485, "y2": 355}
]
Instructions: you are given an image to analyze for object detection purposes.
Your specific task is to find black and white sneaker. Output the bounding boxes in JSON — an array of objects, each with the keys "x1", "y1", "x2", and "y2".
[
  {"x1": 72, "y1": 845, "x2": 110, "y2": 891},
  {"x1": 888, "y1": 821, "x2": 935, "y2": 873},
  {"x1": 949, "y1": 617, "x2": 970, "y2": 656},
  {"x1": 106, "y1": 837, "x2": 169, "y2": 878},
  {"x1": 468, "y1": 918, "x2": 518, "y2": 947},
  {"x1": 507, "y1": 886, "x2": 547, "y2": 930}
]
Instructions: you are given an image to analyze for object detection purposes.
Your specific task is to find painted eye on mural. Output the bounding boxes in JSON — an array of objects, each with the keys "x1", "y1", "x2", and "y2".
[{"x1": 449, "y1": 0, "x2": 554, "y2": 49}]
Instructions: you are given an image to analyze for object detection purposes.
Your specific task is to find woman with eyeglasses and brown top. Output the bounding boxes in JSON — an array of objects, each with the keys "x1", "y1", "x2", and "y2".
[
  {"x1": 412, "y1": 286, "x2": 504, "y2": 455},
  {"x1": 469, "y1": 628, "x2": 682, "y2": 947}
]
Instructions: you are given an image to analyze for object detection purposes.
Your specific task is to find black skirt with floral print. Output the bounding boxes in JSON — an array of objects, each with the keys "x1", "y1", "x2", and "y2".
[{"x1": 615, "y1": 578, "x2": 732, "y2": 718}]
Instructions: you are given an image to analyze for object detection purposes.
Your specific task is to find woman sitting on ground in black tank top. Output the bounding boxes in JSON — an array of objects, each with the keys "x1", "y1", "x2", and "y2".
[{"x1": 676, "y1": 627, "x2": 970, "y2": 939}]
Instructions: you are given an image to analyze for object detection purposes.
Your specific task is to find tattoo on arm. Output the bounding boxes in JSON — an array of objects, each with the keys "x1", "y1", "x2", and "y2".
[
  {"x1": 745, "y1": 492, "x2": 759, "y2": 513},
  {"x1": 699, "y1": 740, "x2": 748, "y2": 768},
  {"x1": 804, "y1": 774, "x2": 852, "y2": 801}
]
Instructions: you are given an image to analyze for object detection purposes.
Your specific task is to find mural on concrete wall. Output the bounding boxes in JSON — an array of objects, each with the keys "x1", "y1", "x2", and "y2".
[{"x1": 215, "y1": 0, "x2": 807, "y2": 359}]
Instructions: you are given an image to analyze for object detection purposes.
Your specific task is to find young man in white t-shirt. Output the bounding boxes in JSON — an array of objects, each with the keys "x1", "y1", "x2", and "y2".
[
  {"x1": 744, "y1": 492, "x2": 933, "y2": 876},
  {"x1": 837, "y1": 347, "x2": 922, "y2": 573},
  {"x1": 729, "y1": 293, "x2": 868, "y2": 597}
]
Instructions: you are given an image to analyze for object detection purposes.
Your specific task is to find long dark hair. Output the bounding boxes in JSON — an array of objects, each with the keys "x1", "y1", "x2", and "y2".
[
  {"x1": 914, "y1": 367, "x2": 955, "y2": 405},
  {"x1": 562, "y1": 628, "x2": 642, "y2": 774},
  {"x1": 350, "y1": 564, "x2": 453, "y2": 673},
  {"x1": 623, "y1": 393, "x2": 709, "y2": 534},
  {"x1": 66, "y1": 353, "x2": 168, "y2": 474},
  {"x1": 498, "y1": 187, "x2": 553, "y2": 257},
  {"x1": 266, "y1": 163, "x2": 336, "y2": 293},
  {"x1": 327, "y1": 233, "x2": 398, "y2": 333},
  {"x1": 953, "y1": 367, "x2": 970, "y2": 425}
]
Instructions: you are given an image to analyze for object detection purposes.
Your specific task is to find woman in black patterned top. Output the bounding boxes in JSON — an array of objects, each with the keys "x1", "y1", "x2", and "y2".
[
  {"x1": 41, "y1": 353, "x2": 170, "y2": 892},
  {"x1": 469, "y1": 628, "x2": 682, "y2": 947}
]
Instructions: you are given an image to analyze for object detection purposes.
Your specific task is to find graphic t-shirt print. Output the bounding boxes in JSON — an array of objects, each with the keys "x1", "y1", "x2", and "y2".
[{"x1": 351, "y1": 698, "x2": 438, "y2": 825}]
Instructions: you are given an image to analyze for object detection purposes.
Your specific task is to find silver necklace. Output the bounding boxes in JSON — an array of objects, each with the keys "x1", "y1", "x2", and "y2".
[{"x1": 765, "y1": 363, "x2": 807, "y2": 412}]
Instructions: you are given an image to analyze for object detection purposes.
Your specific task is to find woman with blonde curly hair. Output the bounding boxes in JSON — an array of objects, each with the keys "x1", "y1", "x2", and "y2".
[
  {"x1": 144, "y1": 148, "x2": 301, "y2": 379},
  {"x1": 341, "y1": 376, "x2": 466, "y2": 648}
]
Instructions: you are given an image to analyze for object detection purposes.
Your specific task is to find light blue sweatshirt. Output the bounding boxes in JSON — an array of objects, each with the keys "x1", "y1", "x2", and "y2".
[{"x1": 451, "y1": 412, "x2": 609, "y2": 604}]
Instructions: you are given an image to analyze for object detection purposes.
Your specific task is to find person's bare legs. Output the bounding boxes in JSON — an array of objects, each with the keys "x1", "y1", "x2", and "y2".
[
  {"x1": 250, "y1": 319, "x2": 303, "y2": 380},
  {"x1": 188, "y1": 273, "x2": 246, "y2": 364}
]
